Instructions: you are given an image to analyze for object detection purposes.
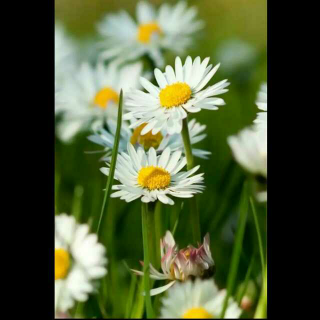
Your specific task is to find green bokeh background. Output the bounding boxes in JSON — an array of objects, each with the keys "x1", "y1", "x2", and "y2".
[{"x1": 55, "y1": 0, "x2": 267, "y2": 318}]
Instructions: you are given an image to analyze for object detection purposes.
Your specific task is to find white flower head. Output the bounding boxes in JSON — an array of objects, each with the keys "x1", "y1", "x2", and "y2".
[
  {"x1": 97, "y1": 1, "x2": 204, "y2": 67},
  {"x1": 132, "y1": 231, "x2": 214, "y2": 296},
  {"x1": 55, "y1": 214, "x2": 107, "y2": 313},
  {"x1": 56, "y1": 61, "x2": 143, "y2": 142},
  {"x1": 100, "y1": 143, "x2": 205, "y2": 205},
  {"x1": 55, "y1": 22, "x2": 77, "y2": 90},
  {"x1": 124, "y1": 56, "x2": 229, "y2": 135},
  {"x1": 254, "y1": 83, "x2": 267, "y2": 130},
  {"x1": 228, "y1": 127, "x2": 267, "y2": 201},
  {"x1": 160, "y1": 278, "x2": 242, "y2": 318},
  {"x1": 88, "y1": 118, "x2": 211, "y2": 160}
]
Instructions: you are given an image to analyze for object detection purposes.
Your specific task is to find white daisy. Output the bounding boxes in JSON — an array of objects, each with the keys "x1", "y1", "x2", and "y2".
[
  {"x1": 132, "y1": 231, "x2": 214, "y2": 296},
  {"x1": 123, "y1": 56, "x2": 229, "y2": 135},
  {"x1": 228, "y1": 127, "x2": 267, "y2": 178},
  {"x1": 97, "y1": 1, "x2": 204, "y2": 67},
  {"x1": 55, "y1": 61, "x2": 142, "y2": 142},
  {"x1": 55, "y1": 22, "x2": 77, "y2": 90},
  {"x1": 100, "y1": 143, "x2": 205, "y2": 205},
  {"x1": 55, "y1": 214, "x2": 107, "y2": 313},
  {"x1": 254, "y1": 83, "x2": 267, "y2": 130},
  {"x1": 160, "y1": 278, "x2": 242, "y2": 319},
  {"x1": 88, "y1": 118, "x2": 211, "y2": 159}
]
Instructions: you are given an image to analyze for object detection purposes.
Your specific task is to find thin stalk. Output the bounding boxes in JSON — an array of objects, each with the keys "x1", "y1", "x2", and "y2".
[
  {"x1": 181, "y1": 117, "x2": 201, "y2": 243},
  {"x1": 237, "y1": 255, "x2": 255, "y2": 305},
  {"x1": 72, "y1": 185, "x2": 84, "y2": 222},
  {"x1": 141, "y1": 202, "x2": 154, "y2": 319},
  {"x1": 220, "y1": 181, "x2": 249, "y2": 318},
  {"x1": 147, "y1": 203, "x2": 156, "y2": 267},
  {"x1": 125, "y1": 274, "x2": 137, "y2": 319},
  {"x1": 250, "y1": 197, "x2": 265, "y2": 276},
  {"x1": 96, "y1": 90, "x2": 123, "y2": 238},
  {"x1": 154, "y1": 201, "x2": 162, "y2": 269},
  {"x1": 254, "y1": 265, "x2": 267, "y2": 318}
]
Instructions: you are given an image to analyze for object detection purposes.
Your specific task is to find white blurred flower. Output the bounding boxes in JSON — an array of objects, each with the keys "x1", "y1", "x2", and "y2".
[
  {"x1": 254, "y1": 83, "x2": 267, "y2": 130},
  {"x1": 132, "y1": 231, "x2": 214, "y2": 296},
  {"x1": 124, "y1": 56, "x2": 229, "y2": 135},
  {"x1": 101, "y1": 143, "x2": 205, "y2": 205},
  {"x1": 97, "y1": 1, "x2": 204, "y2": 67},
  {"x1": 160, "y1": 278, "x2": 241, "y2": 318},
  {"x1": 55, "y1": 61, "x2": 142, "y2": 142},
  {"x1": 228, "y1": 128, "x2": 267, "y2": 178},
  {"x1": 55, "y1": 22, "x2": 77, "y2": 90},
  {"x1": 88, "y1": 118, "x2": 210, "y2": 159},
  {"x1": 55, "y1": 214, "x2": 107, "y2": 313}
]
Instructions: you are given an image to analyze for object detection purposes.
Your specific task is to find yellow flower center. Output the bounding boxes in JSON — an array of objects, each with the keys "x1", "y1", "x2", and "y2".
[
  {"x1": 183, "y1": 307, "x2": 213, "y2": 319},
  {"x1": 137, "y1": 22, "x2": 162, "y2": 43},
  {"x1": 130, "y1": 123, "x2": 163, "y2": 150},
  {"x1": 94, "y1": 87, "x2": 119, "y2": 109},
  {"x1": 159, "y1": 82, "x2": 192, "y2": 108},
  {"x1": 137, "y1": 166, "x2": 171, "y2": 190},
  {"x1": 55, "y1": 248, "x2": 70, "y2": 280}
]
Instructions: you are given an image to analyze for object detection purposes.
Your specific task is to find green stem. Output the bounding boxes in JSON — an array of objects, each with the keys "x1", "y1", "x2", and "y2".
[
  {"x1": 181, "y1": 117, "x2": 201, "y2": 243},
  {"x1": 96, "y1": 90, "x2": 123, "y2": 238},
  {"x1": 154, "y1": 201, "x2": 162, "y2": 269},
  {"x1": 237, "y1": 255, "x2": 255, "y2": 305},
  {"x1": 254, "y1": 265, "x2": 267, "y2": 318},
  {"x1": 250, "y1": 197, "x2": 265, "y2": 276},
  {"x1": 221, "y1": 181, "x2": 249, "y2": 318},
  {"x1": 141, "y1": 202, "x2": 154, "y2": 319}
]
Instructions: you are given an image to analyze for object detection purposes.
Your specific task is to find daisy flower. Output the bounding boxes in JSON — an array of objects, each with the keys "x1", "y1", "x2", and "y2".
[
  {"x1": 123, "y1": 56, "x2": 230, "y2": 135},
  {"x1": 254, "y1": 83, "x2": 267, "y2": 130},
  {"x1": 228, "y1": 127, "x2": 267, "y2": 201},
  {"x1": 55, "y1": 22, "x2": 77, "y2": 90},
  {"x1": 88, "y1": 118, "x2": 211, "y2": 159},
  {"x1": 97, "y1": 1, "x2": 204, "y2": 67},
  {"x1": 55, "y1": 214, "x2": 107, "y2": 313},
  {"x1": 132, "y1": 231, "x2": 214, "y2": 296},
  {"x1": 100, "y1": 143, "x2": 205, "y2": 205},
  {"x1": 55, "y1": 61, "x2": 142, "y2": 142},
  {"x1": 160, "y1": 278, "x2": 241, "y2": 318}
]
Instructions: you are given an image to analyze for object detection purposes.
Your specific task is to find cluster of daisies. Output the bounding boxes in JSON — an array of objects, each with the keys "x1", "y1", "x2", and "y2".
[{"x1": 55, "y1": 1, "x2": 266, "y2": 318}]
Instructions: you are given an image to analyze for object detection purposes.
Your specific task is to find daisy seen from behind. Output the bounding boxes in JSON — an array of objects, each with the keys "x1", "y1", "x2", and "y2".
[
  {"x1": 97, "y1": 1, "x2": 204, "y2": 67},
  {"x1": 100, "y1": 143, "x2": 205, "y2": 205},
  {"x1": 88, "y1": 118, "x2": 211, "y2": 160},
  {"x1": 124, "y1": 56, "x2": 229, "y2": 135},
  {"x1": 55, "y1": 61, "x2": 142, "y2": 142},
  {"x1": 160, "y1": 278, "x2": 242, "y2": 318},
  {"x1": 55, "y1": 214, "x2": 107, "y2": 313}
]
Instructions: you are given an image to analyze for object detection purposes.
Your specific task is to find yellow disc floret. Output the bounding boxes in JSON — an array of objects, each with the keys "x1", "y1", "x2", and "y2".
[
  {"x1": 94, "y1": 87, "x2": 119, "y2": 109},
  {"x1": 130, "y1": 123, "x2": 163, "y2": 150},
  {"x1": 182, "y1": 307, "x2": 213, "y2": 319},
  {"x1": 138, "y1": 166, "x2": 171, "y2": 190},
  {"x1": 137, "y1": 22, "x2": 162, "y2": 43},
  {"x1": 55, "y1": 248, "x2": 70, "y2": 280},
  {"x1": 159, "y1": 82, "x2": 192, "y2": 108}
]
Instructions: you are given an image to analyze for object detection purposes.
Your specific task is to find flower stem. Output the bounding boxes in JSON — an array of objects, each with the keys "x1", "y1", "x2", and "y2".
[
  {"x1": 141, "y1": 202, "x2": 154, "y2": 319},
  {"x1": 154, "y1": 200, "x2": 162, "y2": 269},
  {"x1": 254, "y1": 265, "x2": 267, "y2": 318},
  {"x1": 181, "y1": 117, "x2": 201, "y2": 243}
]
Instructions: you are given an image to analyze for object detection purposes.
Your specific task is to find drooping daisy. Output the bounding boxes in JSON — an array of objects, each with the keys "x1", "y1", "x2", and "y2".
[
  {"x1": 55, "y1": 61, "x2": 142, "y2": 142},
  {"x1": 55, "y1": 22, "x2": 77, "y2": 90},
  {"x1": 97, "y1": 1, "x2": 204, "y2": 67},
  {"x1": 123, "y1": 56, "x2": 229, "y2": 135},
  {"x1": 254, "y1": 83, "x2": 267, "y2": 130},
  {"x1": 88, "y1": 118, "x2": 211, "y2": 160},
  {"x1": 55, "y1": 214, "x2": 107, "y2": 313},
  {"x1": 228, "y1": 127, "x2": 267, "y2": 201},
  {"x1": 160, "y1": 279, "x2": 241, "y2": 318},
  {"x1": 132, "y1": 231, "x2": 214, "y2": 295},
  {"x1": 100, "y1": 143, "x2": 205, "y2": 205}
]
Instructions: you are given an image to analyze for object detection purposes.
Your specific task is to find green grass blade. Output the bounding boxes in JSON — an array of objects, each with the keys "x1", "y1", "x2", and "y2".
[
  {"x1": 220, "y1": 181, "x2": 249, "y2": 318},
  {"x1": 250, "y1": 197, "x2": 265, "y2": 277},
  {"x1": 72, "y1": 185, "x2": 84, "y2": 222},
  {"x1": 254, "y1": 265, "x2": 267, "y2": 318},
  {"x1": 125, "y1": 273, "x2": 137, "y2": 318},
  {"x1": 237, "y1": 255, "x2": 255, "y2": 305},
  {"x1": 96, "y1": 89, "x2": 123, "y2": 238}
]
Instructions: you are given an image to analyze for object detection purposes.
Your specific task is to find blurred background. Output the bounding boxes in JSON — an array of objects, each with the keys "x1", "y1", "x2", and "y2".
[{"x1": 55, "y1": 0, "x2": 267, "y2": 317}]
